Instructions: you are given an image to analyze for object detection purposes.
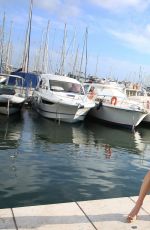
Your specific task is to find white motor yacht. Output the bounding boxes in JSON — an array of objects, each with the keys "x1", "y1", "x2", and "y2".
[
  {"x1": 84, "y1": 81, "x2": 148, "y2": 129},
  {"x1": 32, "y1": 73, "x2": 95, "y2": 123},
  {"x1": 126, "y1": 86, "x2": 150, "y2": 123},
  {"x1": 0, "y1": 74, "x2": 26, "y2": 115}
]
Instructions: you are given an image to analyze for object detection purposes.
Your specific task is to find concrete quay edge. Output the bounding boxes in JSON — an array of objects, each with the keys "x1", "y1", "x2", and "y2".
[{"x1": 0, "y1": 195, "x2": 150, "y2": 230}]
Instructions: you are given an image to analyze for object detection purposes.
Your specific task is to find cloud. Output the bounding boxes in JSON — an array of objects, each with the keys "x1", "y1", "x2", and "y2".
[
  {"x1": 34, "y1": 0, "x2": 61, "y2": 11},
  {"x1": 108, "y1": 27, "x2": 150, "y2": 54},
  {"x1": 33, "y1": 0, "x2": 81, "y2": 20},
  {"x1": 89, "y1": 0, "x2": 150, "y2": 11}
]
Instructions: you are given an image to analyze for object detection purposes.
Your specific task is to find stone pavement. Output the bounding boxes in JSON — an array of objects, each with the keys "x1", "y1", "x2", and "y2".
[{"x1": 0, "y1": 195, "x2": 150, "y2": 230}]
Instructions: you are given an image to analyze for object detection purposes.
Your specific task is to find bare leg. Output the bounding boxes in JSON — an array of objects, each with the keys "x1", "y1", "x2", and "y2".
[{"x1": 127, "y1": 170, "x2": 150, "y2": 223}]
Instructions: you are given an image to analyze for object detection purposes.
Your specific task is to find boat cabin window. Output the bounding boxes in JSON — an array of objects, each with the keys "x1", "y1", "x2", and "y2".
[
  {"x1": 39, "y1": 79, "x2": 43, "y2": 88},
  {"x1": 7, "y1": 76, "x2": 24, "y2": 87},
  {"x1": 137, "y1": 91, "x2": 145, "y2": 96},
  {"x1": 126, "y1": 90, "x2": 145, "y2": 97},
  {"x1": 68, "y1": 83, "x2": 84, "y2": 94},
  {"x1": 39, "y1": 78, "x2": 47, "y2": 89},
  {"x1": 84, "y1": 84, "x2": 90, "y2": 93},
  {"x1": 49, "y1": 80, "x2": 84, "y2": 94}
]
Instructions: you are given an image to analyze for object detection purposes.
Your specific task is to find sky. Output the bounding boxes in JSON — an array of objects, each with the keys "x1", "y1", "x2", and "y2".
[{"x1": 1, "y1": 0, "x2": 150, "y2": 82}]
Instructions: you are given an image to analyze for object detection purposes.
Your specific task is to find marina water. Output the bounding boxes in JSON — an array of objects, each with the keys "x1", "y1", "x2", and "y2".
[{"x1": 0, "y1": 108, "x2": 150, "y2": 209}]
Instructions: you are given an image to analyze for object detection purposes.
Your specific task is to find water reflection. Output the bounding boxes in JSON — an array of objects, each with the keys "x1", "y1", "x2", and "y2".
[
  {"x1": 0, "y1": 111, "x2": 146, "y2": 154},
  {"x1": 34, "y1": 116, "x2": 80, "y2": 144},
  {"x1": 0, "y1": 109, "x2": 150, "y2": 208},
  {"x1": 84, "y1": 120, "x2": 146, "y2": 154},
  {"x1": 103, "y1": 144, "x2": 112, "y2": 159},
  {"x1": 30, "y1": 113, "x2": 149, "y2": 170},
  {"x1": 0, "y1": 114, "x2": 23, "y2": 150},
  {"x1": 32, "y1": 114, "x2": 146, "y2": 154}
]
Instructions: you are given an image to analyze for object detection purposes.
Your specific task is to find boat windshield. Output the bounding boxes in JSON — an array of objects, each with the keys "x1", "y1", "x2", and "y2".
[
  {"x1": 84, "y1": 83, "x2": 126, "y2": 99},
  {"x1": 49, "y1": 80, "x2": 84, "y2": 95},
  {"x1": 126, "y1": 89, "x2": 146, "y2": 97},
  {"x1": 95, "y1": 86, "x2": 127, "y2": 99}
]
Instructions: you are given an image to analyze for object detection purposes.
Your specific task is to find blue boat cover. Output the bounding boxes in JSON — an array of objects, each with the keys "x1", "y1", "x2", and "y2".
[{"x1": 11, "y1": 71, "x2": 39, "y2": 88}]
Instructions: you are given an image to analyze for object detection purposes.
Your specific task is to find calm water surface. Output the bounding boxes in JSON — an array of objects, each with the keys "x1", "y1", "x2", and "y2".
[{"x1": 0, "y1": 108, "x2": 150, "y2": 208}]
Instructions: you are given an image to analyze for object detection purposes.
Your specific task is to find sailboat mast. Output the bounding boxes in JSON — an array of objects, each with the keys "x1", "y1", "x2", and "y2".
[
  {"x1": 5, "y1": 21, "x2": 13, "y2": 73},
  {"x1": 72, "y1": 45, "x2": 79, "y2": 76},
  {"x1": 42, "y1": 20, "x2": 50, "y2": 73},
  {"x1": 95, "y1": 55, "x2": 99, "y2": 77},
  {"x1": 79, "y1": 27, "x2": 88, "y2": 80},
  {"x1": 0, "y1": 12, "x2": 6, "y2": 73},
  {"x1": 22, "y1": 0, "x2": 33, "y2": 72},
  {"x1": 139, "y1": 66, "x2": 142, "y2": 84},
  {"x1": 48, "y1": 28, "x2": 56, "y2": 73},
  {"x1": 59, "y1": 23, "x2": 67, "y2": 75},
  {"x1": 34, "y1": 29, "x2": 44, "y2": 72},
  {"x1": 84, "y1": 27, "x2": 88, "y2": 81}
]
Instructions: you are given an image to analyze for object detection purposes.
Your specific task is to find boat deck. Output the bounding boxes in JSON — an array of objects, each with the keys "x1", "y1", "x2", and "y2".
[{"x1": 1, "y1": 195, "x2": 150, "y2": 230}]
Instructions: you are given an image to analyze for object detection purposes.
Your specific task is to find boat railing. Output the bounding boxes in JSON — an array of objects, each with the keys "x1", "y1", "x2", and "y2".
[{"x1": 94, "y1": 94, "x2": 148, "y2": 111}]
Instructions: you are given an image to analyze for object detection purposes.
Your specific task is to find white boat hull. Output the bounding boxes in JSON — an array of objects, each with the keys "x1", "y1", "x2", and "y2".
[
  {"x1": 0, "y1": 95, "x2": 25, "y2": 103},
  {"x1": 89, "y1": 104, "x2": 147, "y2": 128},
  {"x1": 0, "y1": 95, "x2": 25, "y2": 115},
  {"x1": 0, "y1": 73, "x2": 27, "y2": 115},
  {"x1": 127, "y1": 95, "x2": 150, "y2": 123},
  {"x1": 143, "y1": 113, "x2": 150, "y2": 122},
  {"x1": 33, "y1": 99, "x2": 91, "y2": 123}
]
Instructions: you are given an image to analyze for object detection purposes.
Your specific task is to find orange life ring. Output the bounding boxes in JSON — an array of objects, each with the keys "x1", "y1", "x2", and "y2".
[{"x1": 111, "y1": 96, "x2": 117, "y2": 105}]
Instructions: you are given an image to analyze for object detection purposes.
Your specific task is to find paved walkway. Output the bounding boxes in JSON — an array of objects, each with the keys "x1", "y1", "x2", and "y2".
[{"x1": 1, "y1": 195, "x2": 150, "y2": 230}]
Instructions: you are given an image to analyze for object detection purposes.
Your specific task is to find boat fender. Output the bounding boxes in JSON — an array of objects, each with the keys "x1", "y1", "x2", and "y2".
[
  {"x1": 38, "y1": 96, "x2": 41, "y2": 104},
  {"x1": 133, "y1": 84, "x2": 136, "y2": 89},
  {"x1": 147, "y1": 100, "x2": 150, "y2": 109},
  {"x1": 97, "y1": 99, "x2": 103, "y2": 110},
  {"x1": 111, "y1": 96, "x2": 117, "y2": 105},
  {"x1": 78, "y1": 104, "x2": 84, "y2": 109}
]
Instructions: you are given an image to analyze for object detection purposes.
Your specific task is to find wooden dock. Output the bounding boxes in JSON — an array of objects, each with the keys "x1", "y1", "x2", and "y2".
[{"x1": 1, "y1": 195, "x2": 150, "y2": 229}]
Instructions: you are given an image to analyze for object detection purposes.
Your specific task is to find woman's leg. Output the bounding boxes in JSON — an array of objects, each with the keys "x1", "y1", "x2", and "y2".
[{"x1": 127, "y1": 170, "x2": 150, "y2": 223}]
